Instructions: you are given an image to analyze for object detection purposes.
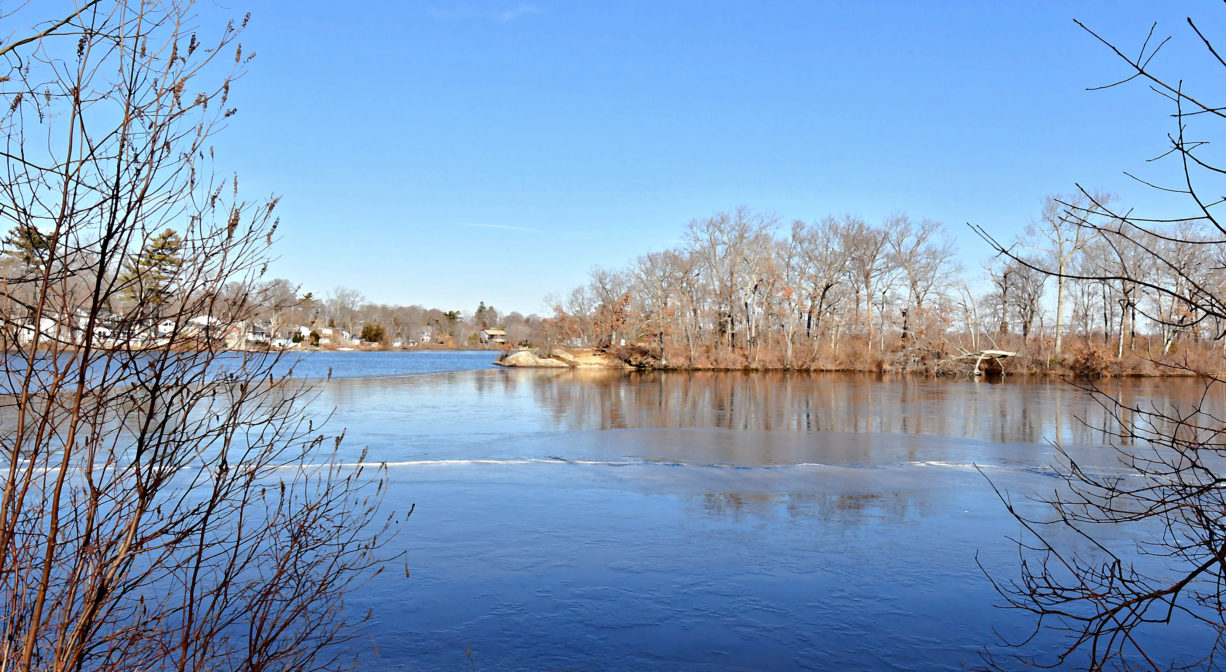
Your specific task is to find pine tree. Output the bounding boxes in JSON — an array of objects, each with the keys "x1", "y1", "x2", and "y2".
[
  {"x1": 475, "y1": 301, "x2": 491, "y2": 329},
  {"x1": 121, "y1": 228, "x2": 183, "y2": 314},
  {"x1": 2, "y1": 222, "x2": 50, "y2": 269}
]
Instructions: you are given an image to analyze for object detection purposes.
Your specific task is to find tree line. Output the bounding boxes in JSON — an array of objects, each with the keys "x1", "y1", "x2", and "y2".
[
  {"x1": 12, "y1": 186, "x2": 1216, "y2": 373},
  {"x1": 535, "y1": 197, "x2": 1223, "y2": 373},
  {"x1": 0, "y1": 221, "x2": 545, "y2": 349}
]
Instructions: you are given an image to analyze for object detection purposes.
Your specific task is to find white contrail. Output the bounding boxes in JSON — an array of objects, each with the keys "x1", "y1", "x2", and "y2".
[{"x1": 456, "y1": 222, "x2": 539, "y2": 233}]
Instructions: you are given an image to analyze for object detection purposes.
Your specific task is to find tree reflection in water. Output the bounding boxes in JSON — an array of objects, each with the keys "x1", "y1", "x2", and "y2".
[{"x1": 315, "y1": 367, "x2": 1215, "y2": 670}]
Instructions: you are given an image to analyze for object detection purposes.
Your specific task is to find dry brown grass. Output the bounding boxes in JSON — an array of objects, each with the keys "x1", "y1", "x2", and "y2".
[{"x1": 598, "y1": 333, "x2": 1226, "y2": 377}]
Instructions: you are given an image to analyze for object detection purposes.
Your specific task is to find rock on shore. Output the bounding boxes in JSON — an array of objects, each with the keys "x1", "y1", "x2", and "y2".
[
  {"x1": 496, "y1": 350, "x2": 569, "y2": 368},
  {"x1": 495, "y1": 348, "x2": 631, "y2": 369}
]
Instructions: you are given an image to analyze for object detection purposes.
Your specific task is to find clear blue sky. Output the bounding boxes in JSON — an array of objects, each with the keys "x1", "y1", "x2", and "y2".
[{"x1": 196, "y1": 1, "x2": 1222, "y2": 315}]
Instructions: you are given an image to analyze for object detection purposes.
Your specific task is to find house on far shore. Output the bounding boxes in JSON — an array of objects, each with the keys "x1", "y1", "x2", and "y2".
[
  {"x1": 245, "y1": 319, "x2": 271, "y2": 347},
  {"x1": 478, "y1": 328, "x2": 507, "y2": 345}
]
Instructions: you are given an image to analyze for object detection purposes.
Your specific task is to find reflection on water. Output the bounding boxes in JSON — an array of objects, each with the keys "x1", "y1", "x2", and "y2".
[
  {"x1": 509, "y1": 370, "x2": 1215, "y2": 445},
  {"x1": 324, "y1": 368, "x2": 1218, "y2": 670},
  {"x1": 325, "y1": 369, "x2": 1223, "y2": 475},
  {"x1": 697, "y1": 490, "x2": 927, "y2": 524}
]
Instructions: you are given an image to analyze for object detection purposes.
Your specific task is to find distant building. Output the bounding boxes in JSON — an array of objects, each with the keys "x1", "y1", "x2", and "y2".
[
  {"x1": 188, "y1": 315, "x2": 222, "y2": 339},
  {"x1": 17, "y1": 317, "x2": 60, "y2": 346},
  {"x1": 245, "y1": 320, "x2": 271, "y2": 346},
  {"x1": 478, "y1": 328, "x2": 507, "y2": 345}
]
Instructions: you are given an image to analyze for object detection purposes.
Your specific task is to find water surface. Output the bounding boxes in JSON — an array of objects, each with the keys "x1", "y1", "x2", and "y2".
[{"x1": 320, "y1": 366, "x2": 1218, "y2": 670}]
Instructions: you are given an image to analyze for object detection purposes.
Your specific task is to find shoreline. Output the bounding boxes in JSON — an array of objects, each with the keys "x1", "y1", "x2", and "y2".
[
  {"x1": 45, "y1": 343, "x2": 1203, "y2": 379},
  {"x1": 490, "y1": 346, "x2": 1214, "y2": 379}
]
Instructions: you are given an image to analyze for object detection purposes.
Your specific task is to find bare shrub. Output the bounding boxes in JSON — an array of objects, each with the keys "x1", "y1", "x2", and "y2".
[
  {"x1": 977, "y1": 11, "x2": 1226, "y2": 670},
  {"x1": 0, "y1": 3, "x2": 399, "y2": 670}
]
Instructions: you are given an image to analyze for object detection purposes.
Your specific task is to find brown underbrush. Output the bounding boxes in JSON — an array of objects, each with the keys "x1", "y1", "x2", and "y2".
[{"x1": 596, "y1": 334, "x2": 1226, "y2": 377}]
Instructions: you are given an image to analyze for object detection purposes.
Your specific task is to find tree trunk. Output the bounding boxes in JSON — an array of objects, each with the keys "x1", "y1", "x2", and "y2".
[{"x1": 1054, "y1": 271, "x2": 1066, "y2": 355}]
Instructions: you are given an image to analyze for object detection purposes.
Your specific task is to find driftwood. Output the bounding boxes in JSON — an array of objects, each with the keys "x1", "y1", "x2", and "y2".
[{"x1": 954, "y1": 349, "x2": 1017, "y2": 376}]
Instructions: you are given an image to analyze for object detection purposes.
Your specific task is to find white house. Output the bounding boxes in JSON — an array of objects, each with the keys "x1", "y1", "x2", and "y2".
[
  {"x1": 244, "y1": 320, "x2": 271, "y2": 346},
  {"x1": 478, "y1": 328, "x2": 507, "y2": 345},
  {"x1": 17, "y1": 317, "x2": 60, "y2": 346},
  {"x1": 189, "y1": 315, "x2": 221, "y2": 335}
]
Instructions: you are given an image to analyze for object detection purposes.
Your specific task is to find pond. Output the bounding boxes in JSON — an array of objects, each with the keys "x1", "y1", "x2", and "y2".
[{"x1": 311, "y1": 356, "x2": 1219, "y2": 671}]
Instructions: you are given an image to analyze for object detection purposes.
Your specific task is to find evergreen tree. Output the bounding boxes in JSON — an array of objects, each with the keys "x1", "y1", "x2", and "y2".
[
  {"x1": 360, "y1": 321, "x2": 386, "y2": 343},
  {"x1": 121, "y1": 228, "x2": 183, "y2": 314},
  {"x1": 2, "y1": 223, "x2": 50, "y2": 269},
  {"x1": 475, "y1": 301, "x2": 497, "y2": 329}
]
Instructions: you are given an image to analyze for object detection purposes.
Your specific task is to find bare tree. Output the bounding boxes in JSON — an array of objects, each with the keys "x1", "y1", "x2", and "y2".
[
  {"x1": 795, "y1": 216, "x2": 850, "y2": 344},
  {"x1": 255, "y1": 278, "x2": 305, "y2": 340},
  {"x1": 1029, "y1": 193, "x2": 1108, "y2": 355},
  {"x1": 588, "y1": 267, "x2": 631, "y2": 347},
  {"x1": 953, "y1": 278, "x2": 981, "y2": 351},
  {"x1": 985, "y1": 258, "x2": 1016, "y2": 337},
  {"x1": 775, "y1": 225, "x2": 810, "y2": 367},
  {"x1": 1148, "y1": 221, "x2": 1211, "y2": 354},
  {"x1": 630, "y1": 250, "x2": 685, "y2": 366},
  {"x1": 325, "y1": 286, "x2": 365, "y2": 333},
  {"x1": 560, "y1": 285, "x2": 594, "y2": 345},
  {"x1": 1068, "y1": 237, "x2": 1109, "y2": 342},
  {"x1": 1008, "y1": 258, "x2": 1047, "y2": 344},
  {"x1": 887, "y1": 216, "x2": 956, "y2": 343},
  {"x1": 0, "y1": 3, "x2": 396, "y2": 670},
  {"x1": 839, "y1": 216, "x2": 891, "y2": 349},
  {"x1": 684, "y1": 208, "x2": 777, "y2": 353},
  {"x1": 977, "y1": 10, "x2": 1226, "y2": 671},
  {"x1": 670, "y1": 249, "x2": 704, "y2": 363},
  {"x1": 1102, "y1": 220, "x2": 1150, "y2": 357}
]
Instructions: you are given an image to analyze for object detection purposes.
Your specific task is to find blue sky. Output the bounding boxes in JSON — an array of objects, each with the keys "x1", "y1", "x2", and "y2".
[{"x1": 198, "y1": 1, "x2": 1223, "y2": 315}]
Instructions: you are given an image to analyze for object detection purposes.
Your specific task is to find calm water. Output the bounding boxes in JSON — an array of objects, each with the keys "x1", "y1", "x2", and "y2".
[
  {"x1": 272, "y1": 349, "x2": 501, "y2": 379},
  {"x1": 308, "y1": 359, "x2": 1218, "y2": 671},
  {"x1": 0, "y1": 349, "x2": 500, "y2": 394}
]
